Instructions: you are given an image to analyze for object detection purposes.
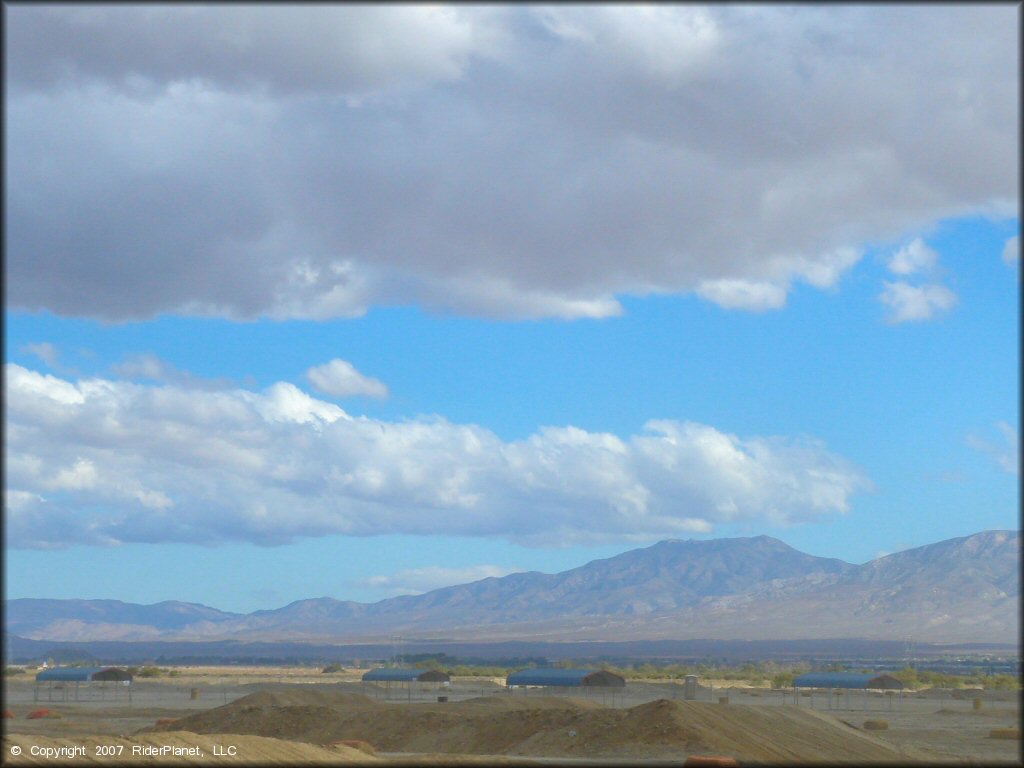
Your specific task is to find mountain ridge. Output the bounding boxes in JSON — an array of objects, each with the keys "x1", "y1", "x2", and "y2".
[{"x1": 6, "y1": 530, "x2": 1018, "y2": 644}]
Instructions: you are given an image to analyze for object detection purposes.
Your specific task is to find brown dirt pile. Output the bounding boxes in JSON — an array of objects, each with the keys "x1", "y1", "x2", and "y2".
[
  {"x1": 157, "y1": 691, "x2": 921, "y2": 762},
  {"x1": 3, "y1": 731, "x2": 377, "y2": 764}
]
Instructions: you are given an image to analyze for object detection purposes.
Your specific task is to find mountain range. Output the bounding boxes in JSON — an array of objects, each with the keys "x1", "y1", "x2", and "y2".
[{"x1": 6, "y1": 530, "x2": 1019, "y2": 645}]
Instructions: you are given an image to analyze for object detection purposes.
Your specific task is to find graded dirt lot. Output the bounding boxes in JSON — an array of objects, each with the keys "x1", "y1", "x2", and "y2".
[
  {"x1": 4, "y1": 670, "x2": 1021, "y2": 764},
  {"x1": 145, "y1": 690, "x2": 942, "y2": 762}
]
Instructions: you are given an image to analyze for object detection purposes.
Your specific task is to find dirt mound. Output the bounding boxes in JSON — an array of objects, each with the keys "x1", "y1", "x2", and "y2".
[
  {"x1": 3, "y1": 731, "x2": 378, "y2": 764},
  {"x1": 485, "y1": 699, "x2": 920, "y2": 761},
  {"x1": 448, "y1": 695, "x2": 602, "y2": 711},
  {"x1": 159, "y1": 693, "x2": 922, "y2": 762},
  {"x1": 226, "y1": 688, "x2": 380, "y2": 709},
  {"x1": 152, "y1": 703, "x2": 347, "y2": 743}
]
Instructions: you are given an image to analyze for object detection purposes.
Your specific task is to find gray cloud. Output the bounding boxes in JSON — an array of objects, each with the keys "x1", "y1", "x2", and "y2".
[
  {"x1": 6, "y1": 6, "x2": 1018, "y2": 321},
  {"x1": 111, "y1": 353, "x2": 235, "y2": 390},
  {"x1": 5, "y1": 364, "x2": 871, "y2": 549},
  {"x1": 23, "y1": 342, "x2": 60, "y2": 368}
]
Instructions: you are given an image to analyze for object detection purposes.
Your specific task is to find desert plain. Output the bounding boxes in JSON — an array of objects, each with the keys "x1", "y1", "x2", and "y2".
[{"x1": 3, "y1": 666, "x2": 1021, "y2": 765}]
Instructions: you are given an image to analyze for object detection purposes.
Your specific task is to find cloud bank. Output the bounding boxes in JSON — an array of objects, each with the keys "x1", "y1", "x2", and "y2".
[
  {"x1": 6, "y1": 6, "x2": 1017, "y2": 321},
  {"x1": 5, "y1": 363, "x2": 871, "y2": 550}
]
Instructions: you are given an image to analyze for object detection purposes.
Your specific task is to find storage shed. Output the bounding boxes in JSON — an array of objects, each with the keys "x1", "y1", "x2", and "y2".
[
  {"x1": 506, "y1": 668, "x2": 625, "y2": 688},
  {"x1": 793, "y1": 673, "x2": 903, "y2": 690},
  {"x1": 34, "y1": 667, "x2": 133, "y2": 702},
  {"x1": 790, "y1": 672, "x2": 904, "y2": 712}
]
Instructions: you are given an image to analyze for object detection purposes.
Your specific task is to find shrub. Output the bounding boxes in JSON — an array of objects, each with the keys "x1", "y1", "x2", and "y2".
[
  {"x1": 771, "y1": 672, "x2": 795, "y2": 689},
  {"x1": 983, "y1": 675, "x2": 1021, "y2": 691}
]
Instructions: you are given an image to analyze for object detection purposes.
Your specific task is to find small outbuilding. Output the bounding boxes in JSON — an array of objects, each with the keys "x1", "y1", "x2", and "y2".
[
  {"x1": 506, "y1": 668, "x2": 626, "y2": 688},
  {"x1": 34, "y1": 667, "x2": 133, "y2": 702}
]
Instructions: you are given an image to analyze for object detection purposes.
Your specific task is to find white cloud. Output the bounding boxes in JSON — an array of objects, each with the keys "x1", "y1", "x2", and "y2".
[
  {"x1": 307, "y1": 359, "x2": 389, "y2": 400},
  {"x1": 1003, "y1": 235, "x2": 1019, "y2": 267},
  {"x1": 241, "y1": 381, "x2": 349, "y2": 426},
  {"x1": 968, "y1": 421, "x2": 1020, "y2": 475},
  {"x1": 5, "y1": 6, "x2": 1016, "y2": 321},
  {"x1": 887, "y1": 238, "x2": 938, "y2": 275},
  {"x1": 4, "y1": 363, "x2": 872, "y2": 550},
  {"x1": 360, "y1": 564, "x2": 518, "y2": 596},
  {"x1": 878, "y1": 281, "x2": 958, "y2": 323},
  {"x1": 695, "y1": 279, "x2": 788, "y2": 311}
]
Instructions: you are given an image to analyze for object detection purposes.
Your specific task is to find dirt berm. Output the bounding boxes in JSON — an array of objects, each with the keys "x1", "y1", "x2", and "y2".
[{"x1": 151, "y1": 691, "x2": 926, "y2": 762}]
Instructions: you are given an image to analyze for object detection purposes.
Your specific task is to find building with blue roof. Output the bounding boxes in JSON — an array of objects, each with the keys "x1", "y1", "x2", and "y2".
[
  {"x1": 793, "y1": 672, "x2": 903, "y2": 690},
  {"x1": 34, "y1": 667, "x2": 133, "y2": 702}
]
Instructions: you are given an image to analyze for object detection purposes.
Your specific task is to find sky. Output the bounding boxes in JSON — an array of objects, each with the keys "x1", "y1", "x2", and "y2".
[{"x1": 4, "y1": 5, "x2": 1020, "y2": 615}]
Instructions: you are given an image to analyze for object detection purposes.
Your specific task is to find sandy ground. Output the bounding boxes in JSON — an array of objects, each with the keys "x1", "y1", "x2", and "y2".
[{"x1": 4, "y1": 672, "x2": 1021, "y2": 765}]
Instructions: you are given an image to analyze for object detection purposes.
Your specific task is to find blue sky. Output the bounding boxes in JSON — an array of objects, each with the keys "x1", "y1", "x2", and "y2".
[{"x1": 4, "y1": 6, "x2": 1019, "y2": 614}]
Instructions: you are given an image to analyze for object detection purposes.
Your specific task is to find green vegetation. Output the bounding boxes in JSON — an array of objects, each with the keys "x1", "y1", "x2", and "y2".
[
  {"x1": 126, "y1": 665, "x2": 175, "y2": 678},
  {"x1": 981, "y1": 674, "x2": 1021, "y2": 690},
  {"x1": 446, "y1": 665, "x2": 513, "y2": 677},
  {"x1": 771, "y1": 671, "x2": 797, "y2": 689},
  {"x1": 3, "y1": 666, "x2": 26, "y2": 676},
  {"x1": 891, "y1": 667, "x2": 1021, "y2": 690},
  {"x1": 322, "y1": 663, "x2": 344, "y2": 673},
  {"x1": 594, "y1": 660, "x2": 811, "y2": 684}
]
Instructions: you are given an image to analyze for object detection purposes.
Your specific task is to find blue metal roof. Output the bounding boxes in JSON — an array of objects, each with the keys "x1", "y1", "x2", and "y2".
[
  {"x1": 362, "y1": 667, "x2": 445, "y2": 682},
  {"x1": 793, "y1": 673, "x2": 903, "y2": 689},
  {"x1": 36, "y1": 667, "x2": 105, "y2": 682},
  {"x1": 506, "y1": 668, "x2": 624, "y2": 687}
]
